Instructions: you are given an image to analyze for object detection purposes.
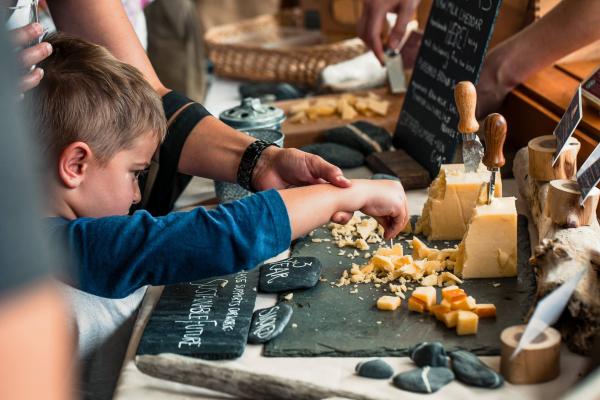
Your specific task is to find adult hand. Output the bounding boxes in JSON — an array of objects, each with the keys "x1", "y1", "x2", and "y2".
[
  {"x1": 476, "y1": 45, "x2": 519, "y2": 119},
  {"x1": 11, "y1": 23, "x2": 52, "y2": 92},
  {"x1": 358, "y1": 0, "x2": 421, "y2": 64}
]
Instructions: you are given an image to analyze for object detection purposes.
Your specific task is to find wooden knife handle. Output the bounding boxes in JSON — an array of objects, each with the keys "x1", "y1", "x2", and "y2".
[
  {"x1": 482, "y1": 113, "x2": 507, "y2": 169},
  {"x1": 454, "y1": 81, "x2": 479, "y2": 135}
]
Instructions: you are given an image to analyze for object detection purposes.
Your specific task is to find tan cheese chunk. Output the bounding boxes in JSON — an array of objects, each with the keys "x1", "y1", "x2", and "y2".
[
  {"x1": 408, "y1": 296, "x2": 427, "y2": 313},
  {"x1": 474, "y1": 304, "x2": 497, "y2": 318},
  {"x1": 451, "y1": 296, "x2": 477, "y2": 311},
  {"x1": 412, "y1": 286, "x2": 436, "y2": 310},
  {"x1": 456, "y1": 311, "x2": 479, "y2": 335},
  {"x1": 455, "y1": 197, "x2": 517, "y2": 278},
  {"x1": 415, "y1": 164, "x2": 503, "y2": 240},
  {"x1": 377, "y1": 295, "x2": 401, "y2": 311},
  {"x1": 441, "y1": 310, "x2": 459, "y2": 328}
]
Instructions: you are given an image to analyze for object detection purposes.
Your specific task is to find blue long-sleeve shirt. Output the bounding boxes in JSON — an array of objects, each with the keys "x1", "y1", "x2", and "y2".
[{"x1": 45, "y1": 190, "x2": 291, "y2": 299}]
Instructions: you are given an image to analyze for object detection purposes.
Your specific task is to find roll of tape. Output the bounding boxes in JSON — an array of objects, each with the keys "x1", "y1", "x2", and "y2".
[{"x1": 500, "y1": 324, "x2": 561, "y2": 384}]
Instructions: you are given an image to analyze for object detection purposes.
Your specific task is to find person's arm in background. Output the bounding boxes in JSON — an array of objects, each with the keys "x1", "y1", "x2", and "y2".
[
  {"x1": 477, "y1": 0, "x2": 600, "y2": 118},
  {"x1": 358, "y1": 0, "x2": 421, "y2": 64},
  {"x1": 47, "y1": 0, "x2": 351, "y2": 189}
]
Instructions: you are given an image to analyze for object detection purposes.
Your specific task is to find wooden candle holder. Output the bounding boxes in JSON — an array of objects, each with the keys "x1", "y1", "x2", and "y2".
[
  {"x1": 545, "y1": 179, "x2": 599, "y2": 228},
  {"x1": 528, "y1": 135, "x2": 580, "y2": 181}
]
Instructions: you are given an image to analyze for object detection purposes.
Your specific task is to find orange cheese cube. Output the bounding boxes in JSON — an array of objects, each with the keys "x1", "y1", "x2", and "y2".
[
  {"x1": 376, "y1": 296, "x2": 402, "y2": 311},
  {"x1": 408, "y1": 296, "x2": 427, "y2": 313},
  {"x1": 440, "y1": 298, "x2": 452, "y2": 309},
  {"x1": 442, "y1": 288, "x2": 467, "y2": 302},
  {"x1": 430, "y1": 304, "x2": 451, "y2": 320},
  {"x1": 457, "y1": 311, "x2": 479, "y2": 335},
  {"x1": 440, "y1": 310, "x2": 459, "y2": 328},
  {"x1": 451, "y1": 296, "x2": 477, "y2": 311},
  {"x1": 412, "y1": 286, "x2": 437, "y2": 310},
  {"x1": 474, "y1": 304, "x2": 496, "y2": 318}
]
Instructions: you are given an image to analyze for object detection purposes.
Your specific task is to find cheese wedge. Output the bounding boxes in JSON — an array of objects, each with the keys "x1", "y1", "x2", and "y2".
[
  {"x1": 455, "y1": 197, "x2": 518, "y2": 278},
  {"x1": 415, "y1": 164, "x2": 503, "y2": 240}
]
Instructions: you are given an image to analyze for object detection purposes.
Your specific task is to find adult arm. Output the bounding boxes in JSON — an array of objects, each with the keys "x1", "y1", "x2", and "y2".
[
  {"x1": 477, "y1": 0, "x2": 600, "y2": 118},
  {"x1": 48, "y1": 0, "x2": 350, "y2": 188}
]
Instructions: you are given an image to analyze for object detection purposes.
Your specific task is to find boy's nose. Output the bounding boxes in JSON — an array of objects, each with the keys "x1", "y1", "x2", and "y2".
[{"x1": 132, "y1": 183, "x2": 142, "y2": 205}]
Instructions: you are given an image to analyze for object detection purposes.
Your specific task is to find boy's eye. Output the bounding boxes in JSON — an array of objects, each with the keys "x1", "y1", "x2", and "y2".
[{"x1": 133, "y1": 169, "x2": 149, "y2": 180}]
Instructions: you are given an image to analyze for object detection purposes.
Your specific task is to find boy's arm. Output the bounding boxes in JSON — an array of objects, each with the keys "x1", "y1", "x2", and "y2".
[{"x1": 50, "y1": 190, "x2": 291, "y2": 299}]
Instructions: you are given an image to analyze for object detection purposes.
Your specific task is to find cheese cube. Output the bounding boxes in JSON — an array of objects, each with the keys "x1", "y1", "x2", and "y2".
[
  {"x1": 412, "y1": 286, "x2": 437, "y2": 310},
  {"x1": 372, "y1": 255, "x2": 394, "y2": 272},
  {"x1": 377, "y1": 296, "x2": 401, "y2": 311},
  {"x1": 456, "y1": 311, "x2": 479, "y2": 335},
  {"x1": 415, "y1": 164, "x2": 502, "y2": 240},
  {"x1": 474, "y1": 304, "x2": 497, "y2": 318},
  {"x1": 431, "y1": 304, "x2": 451, "y2": 320},
  {"x1": 440, "y1": 310, "x2": 459, "y2": 328},
  {"x1": 455, "y1": 197, "x2": 517, "y2": 278},
  {"x1": 356, "y1": 218, "x2": 378, "y2": 239},
  {"x1": 393, "y1": 255, "x2": 413, "y2": 269},
  {"x1": 451, "y1": 296, "x2": 477, "y2": 311},
  {"x1": 442, "y1": 288, "x2": 466, "y2": 302},
  {"x1": 408, "y1": 296, "x2": 427, "y2": 313},
  {"x1": 440, "y1": 298, "x2": 452, "y2": 309}
]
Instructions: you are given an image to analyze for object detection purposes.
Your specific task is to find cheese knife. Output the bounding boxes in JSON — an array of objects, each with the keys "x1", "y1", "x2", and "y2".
[
  {"x1": 455, "y1": 81, "x2": 483, "y2": 173},
  {"x1": 482, "y1": 113, "x2": 507, "y2": 204},
  {"x1": 385, "y1": 48, "x2": 407, "y2": 94},
  {"x1": 512, "y1": 269, "x2": 585, "y2": 358}
]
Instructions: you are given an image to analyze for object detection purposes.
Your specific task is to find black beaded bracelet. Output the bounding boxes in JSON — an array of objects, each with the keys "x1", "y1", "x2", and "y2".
[{"x1": 237, "y1": 139, "x2": 278, "y2": 192}]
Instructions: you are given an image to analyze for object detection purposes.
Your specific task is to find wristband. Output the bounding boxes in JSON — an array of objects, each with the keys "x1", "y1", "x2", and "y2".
[{"x1": 237, "y1": 139, "x2": 278, "y2": 192}]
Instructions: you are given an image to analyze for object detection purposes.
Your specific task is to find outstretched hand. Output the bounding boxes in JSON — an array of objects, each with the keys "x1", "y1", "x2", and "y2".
[{"x1": 11, "y1": 23, "x2": 52, "y2": 92}]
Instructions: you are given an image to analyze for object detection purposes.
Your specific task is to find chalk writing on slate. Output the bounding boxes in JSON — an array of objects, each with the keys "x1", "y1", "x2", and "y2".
[
  {"x1": 577, "y1": 143, "x2": 600, "y2": 205},
  {"x1": 137, "y1": 269, "x2": 258, "y2": 360},
  {"x1": 259, "y1": 256, "x2": 322, "y2": 293},
  {"x1": 394, "y1": 0, "x2": 502, "y2": 177},
  {"x1": 553, "y1": 85, "x2": 583, "y2": 165}
]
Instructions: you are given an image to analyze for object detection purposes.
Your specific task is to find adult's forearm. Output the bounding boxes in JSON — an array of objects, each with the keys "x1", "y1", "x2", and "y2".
[
  {"x1": 48, "y1": 0, "x2": 168, "y2": 95},
  {"x1": 494, "y1": 0, "x2": 600, "y2": 88}
]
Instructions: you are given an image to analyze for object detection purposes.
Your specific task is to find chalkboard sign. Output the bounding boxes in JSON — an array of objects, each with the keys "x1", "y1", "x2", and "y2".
[
  {"x1": 137, "y1": 270, "x2": 258, "y2": 360},
  {"x1": 394, "y1": 0, "x2": 502, "y2": 176},
  {"x1": 577, "y1": 143, "x2": 600, "y2": 205},
  {"x1": 552, "y1": 85, "x2": 583, "y2": 165}
]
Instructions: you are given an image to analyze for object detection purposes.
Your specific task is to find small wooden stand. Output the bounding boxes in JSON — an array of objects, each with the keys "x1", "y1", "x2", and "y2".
[
  {"x1": 545, "y1": 179, "x2": 599, "y2": 229},
  {"x1": 528, "y1": 135, "x2": 580, "y2": 181}
]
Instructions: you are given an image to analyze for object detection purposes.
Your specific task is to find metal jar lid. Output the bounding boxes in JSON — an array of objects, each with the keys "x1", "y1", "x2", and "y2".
[{"x1": 219, "y1": 97, "x2": 286, "y2": 130}]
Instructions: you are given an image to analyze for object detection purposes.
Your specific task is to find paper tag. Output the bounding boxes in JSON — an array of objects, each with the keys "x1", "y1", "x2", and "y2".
[
  {"x1": 577, "y1": 143, "x2": 600, "y2": 205},
  {"x1": 552, "y1": 85, "x2": 583, "y2": 165}
]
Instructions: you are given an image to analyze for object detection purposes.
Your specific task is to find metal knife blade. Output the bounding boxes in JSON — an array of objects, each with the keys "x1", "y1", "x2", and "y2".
[
  {"x1": 487, "y1": 169, "x2": 497, "y2": 204},
  {"x1": 511, "y1": 269, "x2": 585, "y2": 359},
  {"x1": 462, "y1": 133, "x2": 484, "y2": 173},
  {"x1": 385, "y1": 49, "x2": 406, "y2": 94}
]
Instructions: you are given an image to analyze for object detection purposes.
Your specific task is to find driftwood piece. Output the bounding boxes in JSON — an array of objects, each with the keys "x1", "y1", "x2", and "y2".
[
  {"x1": 514, "y1": 148, "x2": 600, "y2": 355},
  {"x1": 136, "y1": 354, "x2": 385, "y2": 400}
]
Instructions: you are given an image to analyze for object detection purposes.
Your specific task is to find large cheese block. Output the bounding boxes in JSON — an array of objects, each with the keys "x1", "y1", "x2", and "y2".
[
  {"x1": 455, "y1": 197, "x2": 517, "y2": 279},
  {"x1": 415, "y1": 164, "x2": 502, "y2": 240}
]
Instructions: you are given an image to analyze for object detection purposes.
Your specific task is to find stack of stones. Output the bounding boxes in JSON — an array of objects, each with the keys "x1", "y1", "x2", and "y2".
[{"x1": 356, "y1": 342, "x2": 504, "y2": 394}]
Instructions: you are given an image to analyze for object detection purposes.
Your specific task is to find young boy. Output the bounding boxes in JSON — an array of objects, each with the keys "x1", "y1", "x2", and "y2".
[{"x1": 32, "y1": 33, "x2": 409, "y2": 395}]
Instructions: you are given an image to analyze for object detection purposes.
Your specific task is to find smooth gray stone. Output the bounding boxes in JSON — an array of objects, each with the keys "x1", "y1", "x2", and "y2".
[
  {"x1": 450, "y1": 350, "x2": 504, "y2": 388},
  {"x1": 259, "y1": 257, "x2": 322, "y2": 293},
  {"x1": 393, "y1": 367, "x2": 455, "y2": 394},
  {"x1": 370, "y1": 173, "x2": 400, "y2": 182},
  {"x1": 248, "y1": 303, "x2": 293, "y2": 344},
  {"x1": 355, "y1": 359, "x2": 394, "y2": 379},
  {"x1": 300, "y1": 143, "x2": 364, "y2": 168},
  {"x1": 409, "y1": 342, "x2": 450, "y2": 368},
  {"x1": 324, "y1": 121, "x2": 392, "y2": 155}
]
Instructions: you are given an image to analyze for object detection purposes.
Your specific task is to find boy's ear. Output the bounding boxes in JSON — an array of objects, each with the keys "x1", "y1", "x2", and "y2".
[{"x1": 57, "y1": 142, "x2": 93, "y2": 189}]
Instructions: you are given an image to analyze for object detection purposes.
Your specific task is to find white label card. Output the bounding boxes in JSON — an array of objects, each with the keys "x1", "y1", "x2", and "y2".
[
  {"x1": 577, "y1": 143, "x2": 600, "y2": 205},
  {"x1": 552, "y1": 85, "x2": 583, "y2": 166}
]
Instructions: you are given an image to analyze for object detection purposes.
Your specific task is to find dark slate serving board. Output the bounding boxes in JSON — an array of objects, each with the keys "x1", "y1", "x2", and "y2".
[
  {"x1": 394, "y1": 0, "x2": 502, "y2": 176},
  {"x1": 264, "y1": 216, "x2": 535, "y2": 357},
  {"x1": 137, "y1": 269, "x2": 258, "y2": 360}
]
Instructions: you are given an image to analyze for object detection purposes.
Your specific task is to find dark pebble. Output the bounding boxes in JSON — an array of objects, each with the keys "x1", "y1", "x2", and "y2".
[
  {"x1": 300, "y1": 143, "x2": 364, "y2": 168},
  {"x1": 247, "y1": 303, "x2": 293, "y2": 344},
  {"x1": 355, "y1": 359, "x2": 395, "y2": 379},
  {"x1": 259, "y1": 257, "x2": 322, "y2": 293},
  {"x1": 409, "y1": 342, "x2": 450, "y2": 368},
  {"x1": 393, "y1": 367, "x2": 455, "y2": 394},
  {"x1": 450, "y1": 350, "x2": 504, "y2": 388},
  {"x1": 323, "y1": 121, "x2": 393, "y2": 155}
]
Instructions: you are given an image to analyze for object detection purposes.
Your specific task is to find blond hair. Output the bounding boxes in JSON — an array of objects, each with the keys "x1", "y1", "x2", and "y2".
[{"x1": 31, "y1": 33, "x2": 166, "y2": 164}]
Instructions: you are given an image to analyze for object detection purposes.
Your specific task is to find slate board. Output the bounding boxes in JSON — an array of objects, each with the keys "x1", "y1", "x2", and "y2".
[
  {"x1": 137, "y1": 269, "x2": 258, "y2": 360},
  {"x1": 264, "y1": 216, "x2": 535, "y2": 357},
  {"x1": 394, "y1": 0, "x2": 502, "y2": 177}
]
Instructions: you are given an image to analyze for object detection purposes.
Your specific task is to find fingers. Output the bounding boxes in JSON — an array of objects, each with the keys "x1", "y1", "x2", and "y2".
[
  {"x1": 331, "y1": 211, "x2": 354, "y2": 225},
  {"x1": 20, "y1": 67, "x2": 44, "y2": 92},
  {"x1": 11, "y1": 23, "x2": 43, "y2": 47},
  {"x1": 305, "y1": 153, "x2": 352, "y2": 188},
  {"x1": 18, "y1": 41, "x2": 52, "y2": 70},
  {"x1": 387, "y1": 0, "x2": 420, "y2": 50},
  {"x1": 358, "y1": 3, "x2": 387, "y2": 64}
]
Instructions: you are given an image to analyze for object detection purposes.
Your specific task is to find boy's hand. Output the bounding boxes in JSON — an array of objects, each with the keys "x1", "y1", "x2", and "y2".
[
  {"x1": 358, "y1": 179, "x2": 409, "y2": 240},
  {"x1": 252, "y1": 147, "x2": 352, "y2": 190}
]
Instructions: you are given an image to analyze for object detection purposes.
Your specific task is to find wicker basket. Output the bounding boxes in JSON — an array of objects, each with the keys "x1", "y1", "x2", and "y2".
[{"x1": 204, "y1": 8, "x2": 367, "y2": 88}]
